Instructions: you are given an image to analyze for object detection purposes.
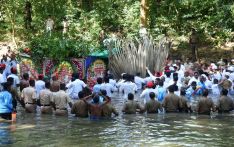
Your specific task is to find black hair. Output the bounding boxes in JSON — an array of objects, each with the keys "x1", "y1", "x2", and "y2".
[
  {"x1": 97, "y1": 77, "x2": 102, "y2": 84},
  {"x1": 149, "y1": 92, "x2": 155, "y2": 99},
  {"x1": 165, "y1": 72, "x2": 171, "y2": 78},
  {"x1": 101, "y1": 90, "x2": 107, "y2": 96},
  {"x1": 213, "y1": 79, "x2": 218, "y2": 84},
  {"x1": 180, "y1": 88, "x2": 186, "y2": 96},
  {"x1": 93, "y1": 95, "x2": 100, "y2": 103},
  {"x1": 2, "y1": 82, "x2": 11, "y2": 91},
  {"x1": 60, "y1": 83, "x2": 66, "y2": 90},
  {"x1": 158, "y1": 80, "x2": 164, "y2": 87},
  {"x1": 128, "y1": 93, "x2": 134, "y2": 100},
  {"x1": 7, "y1": 77, "x2": 14, "y2": 85},
  {"x1": 104, "y1": 77, "x2": 109, "y2": 83},
  {"x1": 23, "y1": 73, "x2": 29, "y2": 80},
  {"x1": 29, "y1": 79, "x2": 35, "y2": 87},
  {"x1": 221, "y1": 89, "x2": 228, "y2": 96},
  {"x1": 45, "y1": 82, "x2": 50, "y2": 89},
  {"x1": 168, "y1": 85, "x2": 175, "y2": 93},
  {"x1": 202, "y1": 89, "x2": 209, "y2": 97},
  {"x1": 78, "y1": 91, "x2": 84, "y2": 99}
]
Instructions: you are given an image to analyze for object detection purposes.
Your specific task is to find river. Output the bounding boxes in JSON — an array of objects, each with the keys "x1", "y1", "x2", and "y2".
[{"x1": 1, "y1": 92, "x2": 234, "y2": 147}]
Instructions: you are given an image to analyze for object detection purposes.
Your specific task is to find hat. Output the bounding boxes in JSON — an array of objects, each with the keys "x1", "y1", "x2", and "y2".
[
  {"x1": 11, "y1": 67, "x2": 17, "y2": 73},
  {"x1": 0, "y1": 64, "x2": 6, "y2": 69},
  {"x1": 147, "y1": 81, "x2": 154, "y2": 88},
  {"x1": 38, "y1": 74, "x2": 44, "y2": 79}
]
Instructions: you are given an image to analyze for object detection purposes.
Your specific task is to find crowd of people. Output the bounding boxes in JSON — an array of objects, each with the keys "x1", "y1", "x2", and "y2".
[{"x1": 0, "y1": 52, "x2": 234, "y2": 121}]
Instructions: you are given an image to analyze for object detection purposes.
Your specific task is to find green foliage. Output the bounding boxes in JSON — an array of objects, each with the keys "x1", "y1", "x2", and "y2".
[{"x1": 1, "y1": 0, "x2": 234, "y2": 63}]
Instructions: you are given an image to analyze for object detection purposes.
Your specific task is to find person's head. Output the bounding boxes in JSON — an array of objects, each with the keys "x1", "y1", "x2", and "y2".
[
  {"x1": 160, "y1": 76, "x2": 165, "y2": 82},
  {"x1": 72, "y1": 73, "x2": 79, "y2": 80},
  {"x1": 2, "y1": 82, "x2": 11, "y2": 91},
  {"x1": 213, "y1": 79, "x2": 218, "y2": 84},
  {"x1": 128, "y1": 93, "x2": 134, "y2": 100},
  {"x1": 168, "y1": 85, "x2": 175, "y2": 93},
  {"x1": 104, "y1": 77, "x2": 109, "y2": 83},
  {"x1": 93, "y1": 95, "x2": 100, "y2": 104},
  {"x1": 96, "y1": 77, "x2": 102, "y2": 84},
  {"x1": 158, "y1": 80, "x2": 164, "y2": 87},
  {"x1": 180, "y1": 88, "x2": 186, "y2": 96},
  {"x1": 194, "y1": 72, "x2": 199, "y2": 79},
  {"x1": 29, "y1": 79, "x2": 35, "y2": 87},
  {"x1": 48, "y1": 15, "x2": 52, "y2": 18},
  {"x1": 191, "y1": 81, "x2": 197, "y2": 90},
  {"x1": 202, "y1": 89, "x2": 209, "y2": 97},
  {"x1": 7, "y1": 77, "x2": 14, "y2": 86},
  {"x1": 45, "y1": 82, "x2": 50, "y2": 89},
  {"x1": 78, "y1": 91, "x2": 84, "y2": 99},
  {"x1": 136, "y1": 72, "x2": 141, "y2": 77},
  {"x1": 52, "y1": 75, "x2": 58, "y2": 81},
  {"x1": 101, "y1": 90, "x2": 107, "y2": 96},
  {"x1": 147, "y1": 81, "x2": 154, "y2": 88},
  {"x1": 38, "y1": 74, "x2": 44, "y2": 80},
  {"x1": 165, "y1": 72, "x2": 171, "y2": 78},
  {"x1": 173, "y1": 76, "x2": 178, "y2": 82},
  {"x1": 60, "y1": 83, "x2": 66, "y2": 91},
  {"x1": 11, "y1": 67, "x2": 17, "y2": 74},
  {"x1": 0, "y1": 64, "x2": 5, "y2": 73},
  {"x1": 149, "y1": 92, "x2": 155, "y2": 99},
  {"x1": 23, "y1": 73, "x2": 29, "y2": 80},
  {"x1": 221, "y1": 89, "x2": 228, "y2": 96},
  {"x1": 184, "y1": 71, "x2": 189, "y2": 77},
  {"x1": 200, "y1": 75, "x2": 206, "y2": 82}
]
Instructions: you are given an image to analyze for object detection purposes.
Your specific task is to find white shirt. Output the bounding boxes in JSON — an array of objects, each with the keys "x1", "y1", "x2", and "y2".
[
  {"x1": 140, "y1": 88, "x2": 157, "y2": 104},
  {"x1": 188, "y1": 77, "x2": 199, "y2": 85},
  {"x1": 109, "y1": 79, "x2": 117, "y2": 87},
  {"x1": 119, "y1": 81, "x2": 137, "y2": 99},
  {"x1": 100, "y1": 83, "x2": 117, "y2": 97},
  {"x1": 35, "y1": 80, "x2": 45, "y2": 98},
  {"x1": 211, "y1": 84, "x2": 220, "y2": 95},
  {"x1": 134, "y1": 76, "x2": 145, "y2": 90},
  {"x1": 7, "y1": 74, "x2": 20, "y2": 88},
  {"x1": 0, "y1": 73, "x2": 6, "y2": 83},
  {"x1": 66, "y1": 79, "x2": 86, "y2": 99}
]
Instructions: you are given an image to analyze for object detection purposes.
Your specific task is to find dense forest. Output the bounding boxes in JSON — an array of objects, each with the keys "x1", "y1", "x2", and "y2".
[{"x1": 0, "y1": 0, "x2": 234, "y2": 63}]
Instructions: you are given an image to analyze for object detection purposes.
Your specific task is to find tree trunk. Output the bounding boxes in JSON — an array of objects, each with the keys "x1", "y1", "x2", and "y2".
[{"x1": 140, "y1": 0, "x2": 149, "y2": 27}]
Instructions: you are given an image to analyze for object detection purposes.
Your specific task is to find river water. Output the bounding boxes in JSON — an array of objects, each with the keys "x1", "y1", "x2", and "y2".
[{"x1": 1, "y1": 93, "x2": 234, "y2": 147}]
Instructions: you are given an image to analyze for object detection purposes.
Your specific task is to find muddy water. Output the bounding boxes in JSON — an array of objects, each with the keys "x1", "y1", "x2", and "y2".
[{"x1": 0, "y1": 93, "x2": 234, "y2": 147}]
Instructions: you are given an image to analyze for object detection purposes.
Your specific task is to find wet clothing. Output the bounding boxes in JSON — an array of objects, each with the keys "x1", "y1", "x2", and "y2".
[
  {"x1": 119, "y1": 82, "x2": 137, "y2": 100},
  {"x1": 21, "y1": 86, "x2": 37, "y2": 113},
  {"x1": 163, "y1": 93, "x2": 180, "y2": 113},
  {"x1": 71, "y1": 100, "x2": 89, "y2": 117},
  {"x1": 140, "y1": 88, "x2": 157, "y2": 104},
  {"x1": 217, "y1": 96, "x2": 234, "y2": 113},
  {"x1": 50, "y1": 81, "x2": 60, "y2": 92},
  {"x1": 100, "y1": 83, "x2": 117, "y2": 97},
  {"x1": 102, "y1": 103, "x2": 118, "y2": 117},
  {"x1": 66, "y1": 79, "x2": 86, "y2": 100},
  {"x1": 7, "y1": 74, "x2": 20, "y2": 88},
  {"x1": 51, "y1": 90, "x2": 71, "y2": 115},
  {"x1": 197, "y1": 97, "x2": 215, "y2": 115},
  {"x1": 122, "y1": 100, "x2": 143, "y2": 114},
  {"x1": 179, "y1": 96, "x2": 189, "y2": 112},
  {"x1": 20, "y1": 79, "x2": 29, "y2": 92},
  {"x1": 145, "y1": 99, "x2": 162, "y2": 113},
  {"x1": 0, "y1": 91, "x2": 13, "y2": 114},
  {"x1": 39, "y1": 88, "x2": 53, "y2": 114}
]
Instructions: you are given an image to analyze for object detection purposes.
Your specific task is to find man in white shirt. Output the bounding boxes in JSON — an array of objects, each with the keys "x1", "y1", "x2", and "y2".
[
  {"x1": 119, "y1": 76, "x2": 137, "y2": 100},
  {"x1": 7, "y1": 67, "x2": 20, "y2": 88},
  {"x1": 188, "y1": 71, "x2": 200, "y2": 86},
  {"x1": 134, "y1": 73, "x2": 145, "y2": 90},
  {"x1": 66, "y1": 73, "x2": 86, "y2": 101},
  {"x1": 100, "y1": 78, "x2": 117, "y2": 98},
  {"x1": 140, "y1": 81, "x2": 157, "y2": 104},
  {"x1": 35, "y1": 74, "x2": 45, "y2": 98}
]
